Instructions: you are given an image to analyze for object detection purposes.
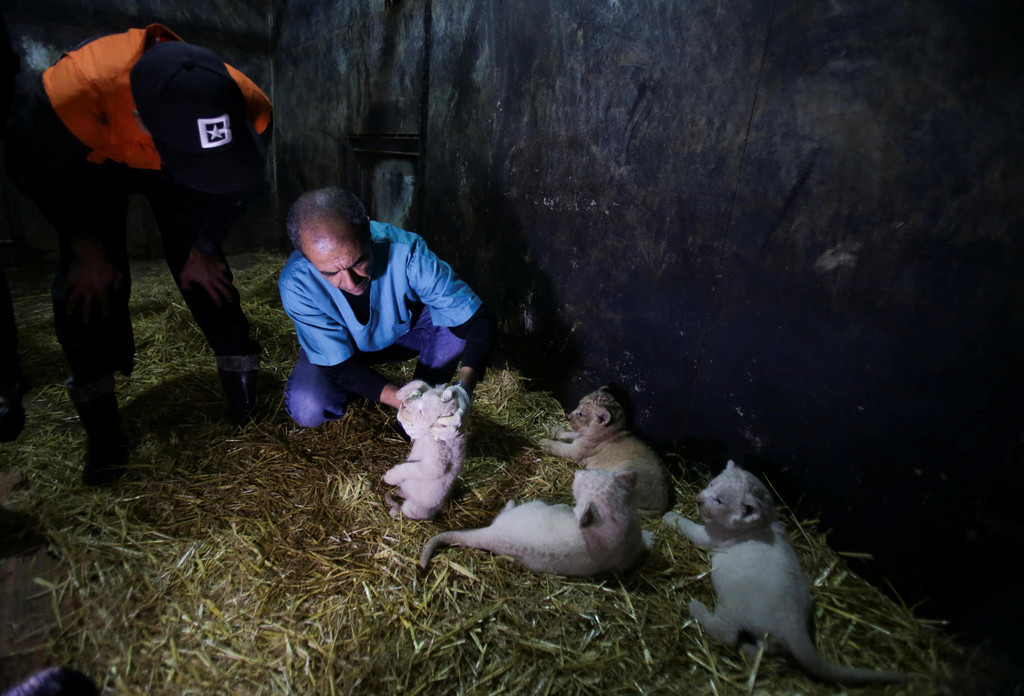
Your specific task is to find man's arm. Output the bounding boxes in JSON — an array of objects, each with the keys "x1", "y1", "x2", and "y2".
[
  {"x1": 448, "y1": 304, "x2": 496, "y2": 393},
  {"x1": 326, "y1": 359, "x2": 393, "y2": 406},
  {"x1": 430, "y1": 305, "x2": 496, "y2": 428}
]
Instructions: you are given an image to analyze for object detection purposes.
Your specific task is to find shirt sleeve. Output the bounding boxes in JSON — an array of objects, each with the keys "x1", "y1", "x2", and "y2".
[
  {"x1": 404, "y1": 236, "x2": 481, "y2": 326},
  {"x1": 279, "y1": 269, "x2": 357, "y2": 366},
  {"x1": 450, "y1": 304, "x2": 496, "y2": 374}
]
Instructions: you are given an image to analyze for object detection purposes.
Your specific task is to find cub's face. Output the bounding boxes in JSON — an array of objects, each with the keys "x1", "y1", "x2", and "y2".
[
  {"x1": 568, "y1": 389, "x2": 624, "y2": 435},
  {"x1": 398, "y1": 388, "x2": 460, "y2": 441},
  {"x1": 696, "y1": 462, "x2": 775, "y2": 532}
]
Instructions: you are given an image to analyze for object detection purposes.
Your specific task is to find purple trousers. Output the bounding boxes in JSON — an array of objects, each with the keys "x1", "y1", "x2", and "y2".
[{"x1": 284, "y1": 306, "x2": 466, "y2": 427}]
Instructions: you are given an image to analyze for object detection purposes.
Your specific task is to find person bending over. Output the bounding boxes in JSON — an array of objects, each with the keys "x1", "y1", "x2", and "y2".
[{"x1": 5, "y1": 24, "x2": 272, "y2": 483}]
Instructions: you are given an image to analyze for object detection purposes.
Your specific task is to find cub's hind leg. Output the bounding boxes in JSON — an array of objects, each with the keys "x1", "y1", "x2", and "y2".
[
  {"x1": 384, "y1": 491, "x2": 403, "y2": 518},
  {"x1": 689, "y1": 599, "x2": 741, "y2": 646},
  {"x1": 739, "y1": 639, "x2": 768, "y2": 662},
  {"x1": 399, "y1": 499, "x2": 435, "y2": 521},
  {"x1": 383, "y1": 462, "x2": 418, "y2": 486}
]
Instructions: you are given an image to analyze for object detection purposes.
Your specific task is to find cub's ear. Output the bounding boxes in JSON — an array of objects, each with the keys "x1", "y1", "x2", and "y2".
[
  {"x1": 396, "y1": 380, "x2": 428, "y2": 402},
  {"x1": 730, "y1": 492, "x2": 763, "y2": 526},
  {"x1": 725, "y1": 460, "x2": 737, "y2": 472},
  {"x1": 594, "y1": 406, "x2": 612, "y2": 426},
  {"x1": 577, "y1": 502, "x2": 597, "y2": 528},
  {"x1": 614, "y1": 471, "x2": 637, "y2": 490}
]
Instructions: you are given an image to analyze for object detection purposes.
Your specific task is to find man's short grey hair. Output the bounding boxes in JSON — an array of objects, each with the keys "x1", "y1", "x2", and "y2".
[{"x1": 285, "y1": 187, "x2": 371, "y2": 253}]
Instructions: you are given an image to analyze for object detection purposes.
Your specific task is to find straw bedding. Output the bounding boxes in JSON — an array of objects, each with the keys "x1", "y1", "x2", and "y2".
[{"x1": 0, "y1": 254, "x2": 992, "y2": 694}]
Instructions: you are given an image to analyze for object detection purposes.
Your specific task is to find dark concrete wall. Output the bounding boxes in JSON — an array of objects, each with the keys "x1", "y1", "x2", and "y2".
[
  {"x1": 273, "y1": 0, "x2": 1024, "y2": 656},
  {"x1": 0, "y1": 0, "x2": 276, "y2": 262},
  {"x1": 272, "y1": 0, "x2": 424, "y2": 232}
]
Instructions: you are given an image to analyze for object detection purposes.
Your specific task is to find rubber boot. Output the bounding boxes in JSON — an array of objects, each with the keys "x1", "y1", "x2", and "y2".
[
  {"x1": 0, "y1": 371, "x2": 27, "y2": 442},
  {"x1": 72, "y1": 389, "x2": 129, "y2": 486},
  {"x1": 219, "y1": 369, "x2": 259, "y2": 425}
]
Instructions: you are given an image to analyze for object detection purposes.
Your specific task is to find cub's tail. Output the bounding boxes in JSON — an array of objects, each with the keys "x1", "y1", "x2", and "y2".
[
  {"x1": 787, "y1": 630, "x2": 907, "y2": 685},
  {"x1": 420, "y1": 530, "x2": 473, "y2": 568}
]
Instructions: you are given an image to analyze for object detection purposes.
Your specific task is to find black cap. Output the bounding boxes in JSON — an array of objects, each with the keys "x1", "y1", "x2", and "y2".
[{"x1": 130, "y1": 41, "x2": 265, "y2": 196}]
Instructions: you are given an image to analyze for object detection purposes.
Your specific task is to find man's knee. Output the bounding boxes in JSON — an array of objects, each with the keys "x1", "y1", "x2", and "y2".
[
  {"x1": 285, "y1": 395, "x2": 328, "y2": 427},
  {"x1": 286, "y1": 403, "x2": 329, "y2": 428},
  {"x1": 284, "y1": 385, "x2": 345, "y2": 427}
]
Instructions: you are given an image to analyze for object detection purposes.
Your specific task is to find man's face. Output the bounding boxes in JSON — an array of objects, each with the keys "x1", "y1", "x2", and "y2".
[{"x1": 302, "y1": 218, "x2": 373, "y2": 295}]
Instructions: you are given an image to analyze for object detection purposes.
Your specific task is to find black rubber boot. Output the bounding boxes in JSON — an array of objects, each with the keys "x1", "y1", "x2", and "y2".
[
  {"x1": 73, "y1": 391, "x2": 129, "y2": 486},
  {"x1": 219, "y1": 369, "x2": 259, "y2": 425},
  {"x1": 0, "y1": 371, "x2": 27, "y2": 442}
]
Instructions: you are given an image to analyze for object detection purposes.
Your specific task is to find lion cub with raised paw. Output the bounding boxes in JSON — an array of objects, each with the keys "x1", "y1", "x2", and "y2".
[
  {"x1": 662, "y1": 461, "x2": 907, "y2": 685},
  {"x1": 382, "y1": 380, "x2": 466, "y2": 520},
  {"x1": 421, "y1": 469, "x2": 652, "y2": 576},
  {"x1": 538, "y1": 387, "x2": 673, "y2": 517}
]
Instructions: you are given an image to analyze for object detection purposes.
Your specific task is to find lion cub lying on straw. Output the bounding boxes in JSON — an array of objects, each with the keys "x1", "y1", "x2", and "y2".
[
  {"x1": 662, "y1": 461, "x2": 906, "y2": 685},
  {"x1": 538, "y1": 387, "x2": 673, "y2": 517},
  {"x1": 421, "y1": 469, "x2": 652, "y2": 576},
  {"x1": 382, "y1": 381, "x2": 466, "y2": 520}
]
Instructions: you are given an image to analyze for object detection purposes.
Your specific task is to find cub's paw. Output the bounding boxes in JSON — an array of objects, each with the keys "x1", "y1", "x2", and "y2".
[
  {"x1": 661, "y1": 511, "x2": 682, "y2": 530},
  {"x1": 688, "y1": 599, "x2": 711, "y2": 623}
]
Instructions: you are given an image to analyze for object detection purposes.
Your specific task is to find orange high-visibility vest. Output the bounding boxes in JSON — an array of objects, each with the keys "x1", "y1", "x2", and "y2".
[{"x1": 42, "y1": 24, "x2": 271, "y2": 170}]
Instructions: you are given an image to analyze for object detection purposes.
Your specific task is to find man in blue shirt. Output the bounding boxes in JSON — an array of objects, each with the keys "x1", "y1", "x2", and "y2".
[{"x1": 278, "y1": 187, "x2": 495, "y2": 427}]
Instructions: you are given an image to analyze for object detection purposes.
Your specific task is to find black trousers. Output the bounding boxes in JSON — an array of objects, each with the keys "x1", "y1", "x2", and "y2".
[
  {"x1": 0, "y1": 268, "x2": 20, "y2": 387},
  {"x1": 6, "y1": 79, "x2": 259, "y2": 388},
  {"x1": 45, "y1": 185, "x2": 260, "y2": 386}
]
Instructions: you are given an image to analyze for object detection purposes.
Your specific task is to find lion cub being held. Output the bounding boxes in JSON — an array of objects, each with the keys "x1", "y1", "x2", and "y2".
[
  {"x1": 421, "y1": 469, "x2": 652, "y2": 577},
  {"x1": 382, "y1": 380, "x2": 466, "y2": 520},
  {"x1": 662, "y1": 461, "x2": 906, "y2": 685},
  {"x1": 538, "y1": 387, "x2": 672, "y2": 517}
]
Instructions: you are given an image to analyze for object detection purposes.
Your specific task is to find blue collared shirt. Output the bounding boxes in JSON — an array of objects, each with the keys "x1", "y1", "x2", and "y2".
[{"x1": 279, "y1": 221, "x2": 482, "y2": 367}]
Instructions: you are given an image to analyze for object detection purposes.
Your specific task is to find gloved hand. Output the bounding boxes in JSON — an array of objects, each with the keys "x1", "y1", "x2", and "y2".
[{"x1": 433, "y1": 382, "x2": 470, "y2": 431}]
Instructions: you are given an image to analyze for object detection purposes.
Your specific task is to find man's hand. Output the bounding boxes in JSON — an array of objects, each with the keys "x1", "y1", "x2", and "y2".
[
  {"x1": 180, "y1": 248, "x2": 234, "y2": 307},
  {"x1": 65, "y1": 238, "x2": 122, "y2": 323}
]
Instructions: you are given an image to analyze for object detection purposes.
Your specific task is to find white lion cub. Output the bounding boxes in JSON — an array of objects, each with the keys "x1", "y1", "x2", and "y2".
[
  {"x1": 538, "y1": 386, "x2": 673, "y2": 517},
  {"x1": 421, "y1": 469, "x2": 653, "y2": 577},
  {"x1": 662, "y1": 461, "x2": 906, "y2": 685},
  {"x1": 382, "y1": 380, "x2": 466, "y2": 520}
]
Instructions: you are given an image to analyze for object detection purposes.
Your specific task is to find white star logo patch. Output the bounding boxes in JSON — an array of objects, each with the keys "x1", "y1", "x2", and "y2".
[{"x1": 197, "y1": 115, "x2": 233, "y2": 149}]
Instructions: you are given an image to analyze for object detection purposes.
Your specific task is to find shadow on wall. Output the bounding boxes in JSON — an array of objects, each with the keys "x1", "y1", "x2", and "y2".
[
  {"x1": 439, "y1": 186, "x2": 584, "y2": 398},
  {"x1": 577, "y1": 382, "x2": 728, "y2": 487}
]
